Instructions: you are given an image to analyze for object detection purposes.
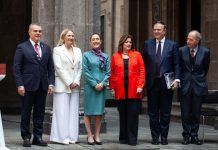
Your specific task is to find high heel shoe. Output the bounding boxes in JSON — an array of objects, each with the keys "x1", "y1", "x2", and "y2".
[
  {"x1": 69, "y1": 141, "x2": 80, "y2": 144},
  {"x1": 94, "y1": 136, "x2": 102, "y2": 145},
  {"x1": 87, "y1": 136, "x2": 95, "y2": 145}
]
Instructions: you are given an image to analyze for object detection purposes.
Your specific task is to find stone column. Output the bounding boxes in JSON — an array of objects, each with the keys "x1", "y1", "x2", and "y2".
[{"x1": 32, "y1": 0, "x2": 100, "y2": 134}]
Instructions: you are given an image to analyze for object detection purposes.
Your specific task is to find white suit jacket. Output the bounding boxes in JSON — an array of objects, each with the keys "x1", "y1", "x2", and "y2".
[{"x1": 53, "y1": 45, "x2": 82, "y2": 93}]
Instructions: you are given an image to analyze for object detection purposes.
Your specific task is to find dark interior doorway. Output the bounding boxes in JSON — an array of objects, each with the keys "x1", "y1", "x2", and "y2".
[
  {"x1": 191, "y1": 0, "x2": 201, "y2": 31},
  {"x1": 0, "y1": 0, "x2": 32, "y2": 113},
  {"x1": 129, "y1": 0, "x2": 148, "y2": 51},
  {"x1": 178, "y1": 0, "x2": 201, "y2": 47}
]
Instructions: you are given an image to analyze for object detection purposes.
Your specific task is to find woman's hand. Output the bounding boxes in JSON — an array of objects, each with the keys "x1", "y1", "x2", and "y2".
[
  {"x1": 95, "y1": 83, "x2": 104, "y2": 91},
  {"x1": 70, "y1": 82, "x2": 78, "y2": 89},
  {"x1": 110, "y1": 89, "x2": 115, "y2": 97},
  {"x1": 136, "y1": 87, "x2": 143, "y2": 94}
]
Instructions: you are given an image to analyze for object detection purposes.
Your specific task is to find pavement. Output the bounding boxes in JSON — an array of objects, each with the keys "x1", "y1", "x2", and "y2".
[{"x1": 2, "y1": 107, "x2": 218, "y2": 150}]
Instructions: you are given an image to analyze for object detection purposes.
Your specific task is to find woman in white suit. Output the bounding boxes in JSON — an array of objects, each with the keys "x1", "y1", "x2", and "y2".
[{"x1": 50, "y1": 29, "x2": 82, "y2": 145}]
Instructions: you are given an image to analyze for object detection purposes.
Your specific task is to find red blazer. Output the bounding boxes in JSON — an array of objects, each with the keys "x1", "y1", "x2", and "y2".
[{"x1": 109, "y1": 50, "x2": 146, "y2": 100}]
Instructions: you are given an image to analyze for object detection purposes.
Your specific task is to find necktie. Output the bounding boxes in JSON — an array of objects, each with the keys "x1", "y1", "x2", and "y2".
[
  {"x1": 190, "y1": 49, "x2": 195, "y2": 71},
  {"x1": 190, "y1": 49, "x2": 195, "y2": 58},
  {"x1": 34, "y1": 43, "x2": 40, "y2": 58},
  {"x1": 155, "y1": 41, "x2": 161, "y2": 76}
]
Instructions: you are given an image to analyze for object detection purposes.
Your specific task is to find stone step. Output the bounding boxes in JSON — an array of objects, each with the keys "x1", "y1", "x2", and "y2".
[
  {"x1": 171, "y1": 109, "x2": 182, "y2": 122},
  {"x1": 142, "y1": 100, "x2": 218, "y2": 128},
  {"x1": 171, "y1": 102, "x2": 218, "y2": 127},
  {"x1": 79, "y1": 109, "x2": 107, "y2": 135}
]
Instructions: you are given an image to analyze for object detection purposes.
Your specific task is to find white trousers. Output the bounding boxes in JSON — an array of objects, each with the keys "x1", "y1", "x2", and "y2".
[{"x1": 50, "y1": 92, "x2": 79, "y2": 143}]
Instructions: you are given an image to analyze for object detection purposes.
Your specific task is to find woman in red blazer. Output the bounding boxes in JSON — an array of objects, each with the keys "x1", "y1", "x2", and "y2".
[{"x1": 109, "y1": 34, "x2": 146, "y2": 146}]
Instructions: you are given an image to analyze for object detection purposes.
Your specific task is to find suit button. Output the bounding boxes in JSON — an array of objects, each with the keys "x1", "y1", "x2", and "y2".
[{"x1": 72, "y1": 68, "x2": 74, "y2": 70}]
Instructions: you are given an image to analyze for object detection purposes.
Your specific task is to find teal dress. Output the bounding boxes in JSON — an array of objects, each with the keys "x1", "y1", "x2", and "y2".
[{"x1": 82, "y1": 51, "x2": 110, "y2": 115}]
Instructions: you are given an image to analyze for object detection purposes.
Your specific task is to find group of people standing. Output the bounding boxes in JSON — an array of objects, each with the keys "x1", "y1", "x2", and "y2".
[
  {"x1": 142, "y1": 21, "x2": 210, "y2": 146},
  {"x1": 13, "y1": 21, "x2": 210, "y2": 147}
]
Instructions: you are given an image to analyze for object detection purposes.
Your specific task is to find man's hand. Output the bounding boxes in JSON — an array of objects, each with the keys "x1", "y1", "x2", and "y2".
[
  {"x1": 48, "y1": 86, "x2": 54, "y2": 96},
  {"x1": 171, "y1": 80, "x2": 179, "y2": 90},
  {"x1": 18, "y1": 86, "x2": 25, "y2": 96}
]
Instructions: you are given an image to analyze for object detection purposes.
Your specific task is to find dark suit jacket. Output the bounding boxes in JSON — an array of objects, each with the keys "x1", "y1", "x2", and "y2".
[
  {"x1": 179, "y1": 45, "x2": 210, "y2": 96},
  {"x1": 142, "y1": 38, "x2": 180, "y2": 90},
  {"x1": 13, "y1": 40, "x2": 55, "y2": 91}
]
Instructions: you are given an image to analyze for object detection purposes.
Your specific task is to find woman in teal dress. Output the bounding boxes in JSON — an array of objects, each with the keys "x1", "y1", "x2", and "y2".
[{"x1": 82, "y1": 33, "x2": 110, "y2": 145}]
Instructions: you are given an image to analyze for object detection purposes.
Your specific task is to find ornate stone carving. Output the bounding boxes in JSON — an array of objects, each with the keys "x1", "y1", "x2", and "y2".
[{"x1": 152, "y1": 0, "x2": 161, "y2": 23}]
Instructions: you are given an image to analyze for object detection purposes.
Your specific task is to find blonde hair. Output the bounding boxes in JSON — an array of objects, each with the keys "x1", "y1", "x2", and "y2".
[{"x1": 57, "y1": 28, "x2": 76, "y2": 46}]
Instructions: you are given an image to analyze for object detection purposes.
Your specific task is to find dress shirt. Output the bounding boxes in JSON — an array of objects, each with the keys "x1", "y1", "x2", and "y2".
[
  {"x1": 190, "y1": 46, "x2": 198, "y2": 57},
  {"x1": 156, "y1": 37, "x2": 165, "y2": 55},
  {"x1": 29, "y1": 38, "x2": 42, "y2": 57}
]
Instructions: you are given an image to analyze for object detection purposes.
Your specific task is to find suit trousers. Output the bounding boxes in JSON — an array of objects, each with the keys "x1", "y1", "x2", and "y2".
[
  {"x1": 180, "y1": 90, "x2": 203, "y2": 138},
  {"x1": 117, "y1": 83, "x2": 141, "y2": 145},
  {"x1": 50, "y1": 92, "x2": 79, "y2": 144},
  {"x1": 147, "y1": 78, "x2": 173, "y2": 139},
  {"x1": 117, "y1": 99, "x2": 141, "y2": 144},
  {"x1": 21, "y1": 85, "x2": 47, "y2": 140}
]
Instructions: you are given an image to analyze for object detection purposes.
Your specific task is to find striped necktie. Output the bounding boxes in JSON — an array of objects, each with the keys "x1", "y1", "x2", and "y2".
[{"x1": 34, "y1": 43, "x2": 41, "y2": 59}]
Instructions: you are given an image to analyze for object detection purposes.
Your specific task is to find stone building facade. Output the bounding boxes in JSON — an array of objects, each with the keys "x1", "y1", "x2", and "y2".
[
  {"x1": 101, "y1": 0, "x2": 218, "y2": 91},
  {"x1": 0, "y1": 0, "x2": 100, "y2": 112},
  {"x1": 0, "y1": 0, "x2": 218, "y2": 112}
]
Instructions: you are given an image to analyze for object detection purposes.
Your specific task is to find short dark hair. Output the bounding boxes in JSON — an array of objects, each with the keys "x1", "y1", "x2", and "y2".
[
  {"x1": 89, "y1": 33, "x2": 101, "y2": 41},
  {"x1": 153, "y1": 21, "x2": 167, "y2": 30}
]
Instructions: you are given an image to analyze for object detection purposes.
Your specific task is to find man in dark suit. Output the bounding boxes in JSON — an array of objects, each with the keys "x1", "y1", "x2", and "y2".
[
  {"x1": 142, "y1": 21, "x2": 180, "y2": 145},
  {"x1": 179, "y1": 30, "x2": 210, "y2": 145},
  {"x1": 13, "y1": 23, "x2": 55, "y2": 147}
]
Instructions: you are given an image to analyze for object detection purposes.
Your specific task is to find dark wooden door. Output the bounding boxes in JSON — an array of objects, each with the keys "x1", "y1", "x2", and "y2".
[{"x1": 0, "y1": 0, "x2": 31, "y2": 113}]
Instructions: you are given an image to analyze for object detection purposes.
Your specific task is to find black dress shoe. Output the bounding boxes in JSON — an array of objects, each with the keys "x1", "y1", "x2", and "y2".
[
  {"x1": 151, "y1": 138, "x2": 159, "y2": 145},
  {"x1": 32, "y1": 138, "x2": 48, "y2": 146},
  {"x1": 128, "y1": 142, "x2": 137, "y2": 146},
  {"x1": 119, "y1": 140, "x2": 128, "y2": 144},
  {"x1": 23, "y1": 139, "x2": 31, "y2": 147},
  {"x1": 161, "y1": 138, "x2": 168, "y2": 145},
  {"x1": 191, "y1": 137, "x2": 202, "y2": 145},
  {"x1": 182, "y1": 137, "x2": 190, "y2": 145}
]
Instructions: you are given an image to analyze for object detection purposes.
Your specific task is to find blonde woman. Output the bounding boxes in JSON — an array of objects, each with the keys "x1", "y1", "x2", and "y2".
[{"x1": 50, "y1": 29, "x2": 82, "y2": 145}]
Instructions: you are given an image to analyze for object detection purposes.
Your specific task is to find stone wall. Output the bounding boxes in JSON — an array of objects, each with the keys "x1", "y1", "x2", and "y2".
[
  {"x1": 31, "y1": 0, "x2": 101, "y2": 134},
  {"x1": 201, "y1": 0, "x2": 218, "y2": 90}
]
